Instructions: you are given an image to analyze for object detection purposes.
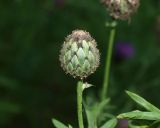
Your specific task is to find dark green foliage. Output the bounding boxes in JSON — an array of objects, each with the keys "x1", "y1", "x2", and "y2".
[{"x1": 0, "y1": 0, "x2": 160, "y2": 128}]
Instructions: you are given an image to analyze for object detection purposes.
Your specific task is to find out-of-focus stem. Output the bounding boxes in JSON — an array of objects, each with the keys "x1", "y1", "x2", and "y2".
[{"x1": 101, "y1": 21, "x2": 117, "y2": 100}]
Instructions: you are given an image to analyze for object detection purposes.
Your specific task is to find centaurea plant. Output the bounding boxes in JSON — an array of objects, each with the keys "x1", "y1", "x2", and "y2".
[{"x1": 52, "y1": 0, "x2": 160, "y2": 127}]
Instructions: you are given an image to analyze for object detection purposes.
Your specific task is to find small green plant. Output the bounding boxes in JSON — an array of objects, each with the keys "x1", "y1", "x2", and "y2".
[
  {"x1": 53, "y1": 30, "x2": 100, "y2": 128},
  {"x1": 50, "y1": 0, "x2": 160, "y2": 128}
]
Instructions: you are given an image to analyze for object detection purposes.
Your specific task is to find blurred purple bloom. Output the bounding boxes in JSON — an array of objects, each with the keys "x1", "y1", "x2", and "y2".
[
  {"x1": 115, "y1": 42, "x2": 135, "y2": 60},
  {"x1": 118, "y1": 119, "x2": 128, "y2": 128}
]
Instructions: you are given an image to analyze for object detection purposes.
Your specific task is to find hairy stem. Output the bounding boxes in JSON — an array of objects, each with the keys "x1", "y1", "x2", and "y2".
[
  {"x1": 101, "y1": 22, "x2": 117, "y2": 100},
  {"x1": 77, "y1": 81, "x2": 84, "y2": 128}
]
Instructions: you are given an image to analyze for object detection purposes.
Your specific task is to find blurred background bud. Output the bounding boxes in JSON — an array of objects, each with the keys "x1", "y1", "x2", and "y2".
[
  {"x1": 117, "y1": 119, "x2": 128, "y2": 128},
  {"x1": 102, "y1": 0, "x2": 140, "y2": 20}
]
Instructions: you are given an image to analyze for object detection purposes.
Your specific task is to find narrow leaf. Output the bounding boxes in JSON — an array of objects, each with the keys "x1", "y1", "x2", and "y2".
[
  {"x1": 98, "y1": 99, "x2": 110, "y2": 112},
  {"x1": 117, "y1": 110, "x2": 160, "y2": 121},
  {"x1": 126, "y1": 91, "x2": 160, "y2": 113},
  {"x1": 96, "y1": 98, "x2": 110, "y2": 117},
  {"x1": 129, "y1": 124, "x2": 149, "y2": 128},
  {"x1": 100, "y1": 118, "x2": 117, "y2": 128},
  {"x1": 52, "y1": 119, "x2": 68, "y2": 128}
]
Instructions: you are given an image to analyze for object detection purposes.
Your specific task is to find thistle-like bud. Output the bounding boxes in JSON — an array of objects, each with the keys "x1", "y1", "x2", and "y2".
[
  {"x1": 59, "y1": 30, "x2": 100, "y2": 79},
  {"x1": 102, "y1": 0, "x2": 140, "y2": 20}
]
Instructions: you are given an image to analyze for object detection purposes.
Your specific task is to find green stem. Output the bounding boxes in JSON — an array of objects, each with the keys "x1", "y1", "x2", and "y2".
[
  {"x1": 77, "y1": 81, "x2": 84, "y2": 128},
  {"x1": 101, "y1": 22, "x2": 117, "y2": 100}
]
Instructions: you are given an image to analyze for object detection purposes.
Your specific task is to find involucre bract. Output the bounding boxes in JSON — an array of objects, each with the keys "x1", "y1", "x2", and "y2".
[{"x1": 59, "y1": 30, "x2": 100, "y2": 79}]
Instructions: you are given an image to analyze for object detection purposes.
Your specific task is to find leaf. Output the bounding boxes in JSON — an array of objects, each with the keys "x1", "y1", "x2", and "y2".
[
  {"x1": 98, "y1": 98, "x2": 110, "y2": 114},
  {"x1": 129, "y1": 124, "x2": 149, "y2": 128},
  {"x1": 82, "y1": 82, "x2": 94, "y2": 91},
  {"x1": 130, "y1": 125, "x2": 149, "y2": 128},
  {"x1": 126, "y1": 91, "x2": 160, "y2": 113},
  {"x1": 85, "y1": 106, "x2": 97, "y2": 128},
  {"x1": 96, "y1": 98, "x2": 113, "y2": 122},
  {"x1": 68, "y1": 124, "x2": 73, "y2": 128},
  {"x1": 117, "y1": 110, "x2": 160, "y2": 121},
  {"x1": 84, "y1": 98, "x2": 111, "y2": 128},
  {"x1": 100, "y1": 118, "x2": 117, "y2": 128},
  {"x1": 52, "y1": 119, "x2": 68, "y2": 128}
]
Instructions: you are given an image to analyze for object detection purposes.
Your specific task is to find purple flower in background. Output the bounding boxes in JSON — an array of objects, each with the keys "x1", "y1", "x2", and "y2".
[
  {"x1": 115, "y1": 42, "x2": 135, "y2": 61},
  {"x1": 118, "y1": 119, "x2": 128, "y2": 128}
]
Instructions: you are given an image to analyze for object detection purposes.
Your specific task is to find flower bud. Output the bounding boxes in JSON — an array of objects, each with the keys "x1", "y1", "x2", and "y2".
[
  {"x1": 59, "y1": 30, "x2": 100, "y2": 79},
  {"x1": 102, "y1": 0, "x2": 140, "y2": 20}
]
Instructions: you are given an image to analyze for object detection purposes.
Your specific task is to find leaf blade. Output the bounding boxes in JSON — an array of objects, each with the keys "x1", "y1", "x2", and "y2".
[
  {"x1": 68, "y1": 124, "x2": 73, "y2": 128},
  {"x1": 117, "y1": 110, "x2": 160, "y2": 121},
  {"x1": 126, "y1": 91, "x2": 160, "y2": 113},
  {"x1": 52, "y1": 118, "x2": 68, "y2": 128},
  {"x1": 100, "y1": 118, "x2": 117, "y2": 128}
]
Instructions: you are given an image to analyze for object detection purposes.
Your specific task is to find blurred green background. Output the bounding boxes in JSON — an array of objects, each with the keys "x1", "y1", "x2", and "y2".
[{"x1": 0, "y1": 0, "x2": 160, "y2": 128}]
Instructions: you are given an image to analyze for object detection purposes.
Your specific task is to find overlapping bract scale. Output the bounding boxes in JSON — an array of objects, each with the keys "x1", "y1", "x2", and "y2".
[{"x1": 60, "y1": 30, "x2": 100, "y2": 79}]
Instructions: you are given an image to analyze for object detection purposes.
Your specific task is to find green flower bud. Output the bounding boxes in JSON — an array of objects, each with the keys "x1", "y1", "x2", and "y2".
[
  {"x1": 102, "y1": 0, "x2": 140, "y2": 20},
  {"x1": 59, "y1": 30, "x2": 100, "y2": 79}
]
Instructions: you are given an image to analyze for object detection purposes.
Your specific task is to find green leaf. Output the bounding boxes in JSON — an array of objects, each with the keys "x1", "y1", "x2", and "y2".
[
  {"x1": 82, "y1": 82, "x2": 94, "y2": 91},
  {"x1": 100, "y1": 118, "x2": 117, "y2": 128},
  {"x1": 129, "y1": 124, "x2": 149, "y2": 128},
  {"x1": 98, "y1": 98, "x2": 110, "y2": 114},
  {"x1": 117, "y1": 110, "x2": 160, "y2": 121},
  {"x1": 68, "y1": 124, "x2": 73, "y2": 128},
  {"x1": 97, "y1": 98, "x2": 113, "y2": 121},
  {"x1": 52, "y1": 119, "x2": 68, "y2": 128},
  {"x1": 126, "y1": 91, "x2": 160, "y2": 113},
  {"x1": 85, "y1": 106, "x2": 97, "y2": 128},
  {"x1": 84, "y1": 98, "x2": 111, "y2": 128},
  {"x1": 129, "y1": 125, "x2": 149, "y2": 128}
]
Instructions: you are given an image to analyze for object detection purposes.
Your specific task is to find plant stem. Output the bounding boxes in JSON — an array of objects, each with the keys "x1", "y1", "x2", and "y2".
[
  {"x1": 77, "y1": 81, "x2": 84, "y2": 128},
  {"x1": 101, "y1": 22, "x2": 117, "y2": 100}
]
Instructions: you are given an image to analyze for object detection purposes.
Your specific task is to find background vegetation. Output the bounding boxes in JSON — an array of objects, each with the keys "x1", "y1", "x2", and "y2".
[{"x1": 0, "y1": 0, "x2": 160, "y2": 127}]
